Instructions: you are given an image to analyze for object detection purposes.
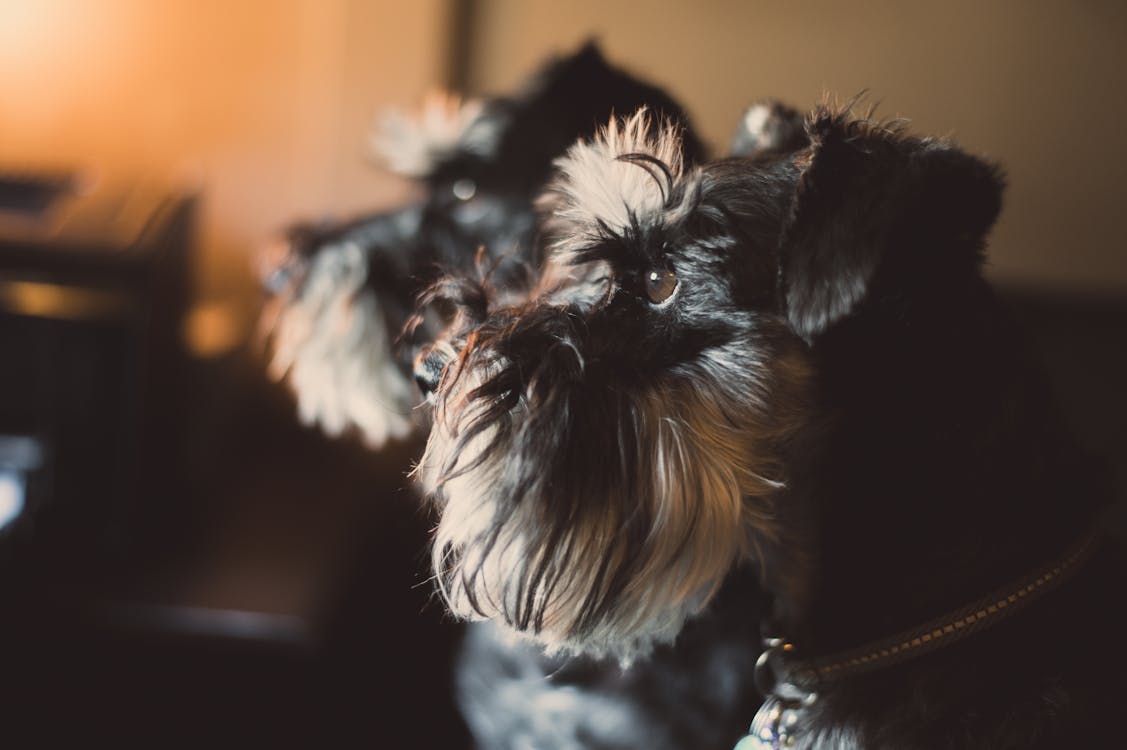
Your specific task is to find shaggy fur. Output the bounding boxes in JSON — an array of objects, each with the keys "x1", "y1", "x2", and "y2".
[
  {"x1": 261, "y1": 42, "x2": 705, "y2": 446},
  {"x1": 414, "y1": 99, "x2": 1125, "y2": 748},
  {"x1": 416, "y1": 112, "x2": 811, "y2": 662}
]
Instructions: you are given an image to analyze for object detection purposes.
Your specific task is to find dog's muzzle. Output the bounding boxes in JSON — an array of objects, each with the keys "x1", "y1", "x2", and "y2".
[{"x1": 413, "y1": 346, "x2": 451, "y2": 397}]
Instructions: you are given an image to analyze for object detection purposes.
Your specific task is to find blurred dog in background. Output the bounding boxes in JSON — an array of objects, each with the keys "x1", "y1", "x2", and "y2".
[{"x1": 260, "y1": 43, "x2": 703, "y2": 447}]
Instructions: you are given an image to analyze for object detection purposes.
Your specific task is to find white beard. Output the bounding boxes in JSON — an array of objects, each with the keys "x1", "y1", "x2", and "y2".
[
  {"x1": 415, "y1": 334, "x2": 809, "y2": 664},
  {"x1": 268, "y1": 240, "x2": 415, "y2": 447}
]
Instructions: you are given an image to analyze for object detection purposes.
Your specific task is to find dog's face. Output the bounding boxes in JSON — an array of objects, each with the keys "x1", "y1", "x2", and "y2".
[
  {"x1": 414, "y1": 111, "x2": 812, "y2": 660},
  {"x1": 414, "y1": 105, "x2": 1003, "y2": 661}
]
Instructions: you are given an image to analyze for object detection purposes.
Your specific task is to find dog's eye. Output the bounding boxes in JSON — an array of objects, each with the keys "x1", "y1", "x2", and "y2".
[{"x1": 644, "y1": 267, "x2": 678, "y2": 304}]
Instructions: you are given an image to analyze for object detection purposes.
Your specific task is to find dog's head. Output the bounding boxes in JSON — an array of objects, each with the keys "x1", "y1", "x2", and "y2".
[
  {"x1": 261, "y1": 42, "x2": 705, "y2": 448},
  {"x1": 414, "y1": 102, "x2": 1003, "y2": 661}
]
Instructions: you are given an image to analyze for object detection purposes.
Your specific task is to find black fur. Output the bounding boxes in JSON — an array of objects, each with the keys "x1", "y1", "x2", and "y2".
[
  {"x1": 416, "y1": 101, "x2": 1126, "y2": 749},
  {"x1": 772, "y1": 108, "x2": 1125, "y2": 748},
  {"x1": 458, "y1": 569, "x2": 766, "y2": 750}
]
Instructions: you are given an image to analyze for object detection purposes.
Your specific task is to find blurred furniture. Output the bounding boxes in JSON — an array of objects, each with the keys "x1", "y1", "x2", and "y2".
[{"x1": 0, "y1": 172, "x2": 195, "y2": 555}]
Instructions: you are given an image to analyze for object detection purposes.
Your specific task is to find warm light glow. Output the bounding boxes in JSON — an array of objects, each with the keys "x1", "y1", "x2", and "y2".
[
  {"x1": 0, "y1": 0, "x2": 442, "y2": 335},
  {"x1": 0, "y1": 279, "x2": 132, "y2": 321},
  {"x1": 0, "y1": 0, "x2": 132, "y2": 167},
  {"x1": 184, "y1": 300, "x2": 245, "y2": 359},
  {"x1": 0, "y1": 1, "x2": 69, "y2": 66}
]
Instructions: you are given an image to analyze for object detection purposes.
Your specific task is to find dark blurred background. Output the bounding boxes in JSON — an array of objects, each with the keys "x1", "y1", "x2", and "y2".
[{"x1": 1, "y1": 1, "x2": 1124, "y2": 746}]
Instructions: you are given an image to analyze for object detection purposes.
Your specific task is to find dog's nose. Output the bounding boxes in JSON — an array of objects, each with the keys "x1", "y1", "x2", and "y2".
[{"x1": 413, "y1": 348, "x2": 449, "y2": 397}]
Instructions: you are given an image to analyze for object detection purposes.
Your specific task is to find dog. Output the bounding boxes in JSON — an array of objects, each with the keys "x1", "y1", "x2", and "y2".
[
  {"x1": 260, "y1": 42, "x2": 704, "y2": 448},
  {"x1": 411, "y1": 100, "x2": 1126, "y2": 749}
]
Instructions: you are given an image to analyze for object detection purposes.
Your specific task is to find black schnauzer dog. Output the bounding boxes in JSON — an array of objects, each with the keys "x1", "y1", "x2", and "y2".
[
  {"x1": 261, "y1": 43, "x2": 703, "y2": 447},
  {"x1": 412, "y1": 100, "x2": 1126, "y2": 749}
]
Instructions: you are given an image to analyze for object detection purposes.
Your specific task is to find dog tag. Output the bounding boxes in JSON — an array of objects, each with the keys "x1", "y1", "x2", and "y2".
[
  {"x1": 736, "y1": 696, "x2": 805, "y2": 748},
  {"x1": 737, "y1": 639, "x2": 817, "y2": 749}
]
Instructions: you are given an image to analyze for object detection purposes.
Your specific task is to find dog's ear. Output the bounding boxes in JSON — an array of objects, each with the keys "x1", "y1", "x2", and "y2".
[
  {"x1": 730, "y1": 100, "x2": 809, "y2": 158},
  {"x1": 778, "y1": 107, "x2": 1004, "y2": 341}
]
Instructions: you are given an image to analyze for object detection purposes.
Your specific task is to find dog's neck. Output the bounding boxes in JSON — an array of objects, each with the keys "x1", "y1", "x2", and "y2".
[{"x1": 775, "y1": 276, "x2": 1099, "y2": 658}]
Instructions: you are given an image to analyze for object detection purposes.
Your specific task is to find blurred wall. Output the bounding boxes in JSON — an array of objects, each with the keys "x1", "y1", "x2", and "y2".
[
  {"x1": 0, "y1": 0, "x2": 453, "y2": 332},
  {"x1": 3, "y1": 1, "x2": 1123, "y2": 311},
  {"x1": 462, "y1": 0, "x2": 1127, "y2": 296}
]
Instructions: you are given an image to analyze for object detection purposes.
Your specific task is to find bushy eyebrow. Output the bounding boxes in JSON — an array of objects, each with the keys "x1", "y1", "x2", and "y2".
[
  {"x1": 568, "y1": 217, "x2": 671, "y2": 271},
  {"x1": 616, "y1": 152, "x2": 676, "y2": 204}
]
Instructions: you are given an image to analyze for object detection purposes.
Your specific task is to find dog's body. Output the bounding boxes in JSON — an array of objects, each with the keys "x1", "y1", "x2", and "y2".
[
  {"x1": 456, "y1": 569, "x2": 764, "y2": 750},
  {"x1": 413, "y1": 102, "x2": 1126, "y2": 748}
]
